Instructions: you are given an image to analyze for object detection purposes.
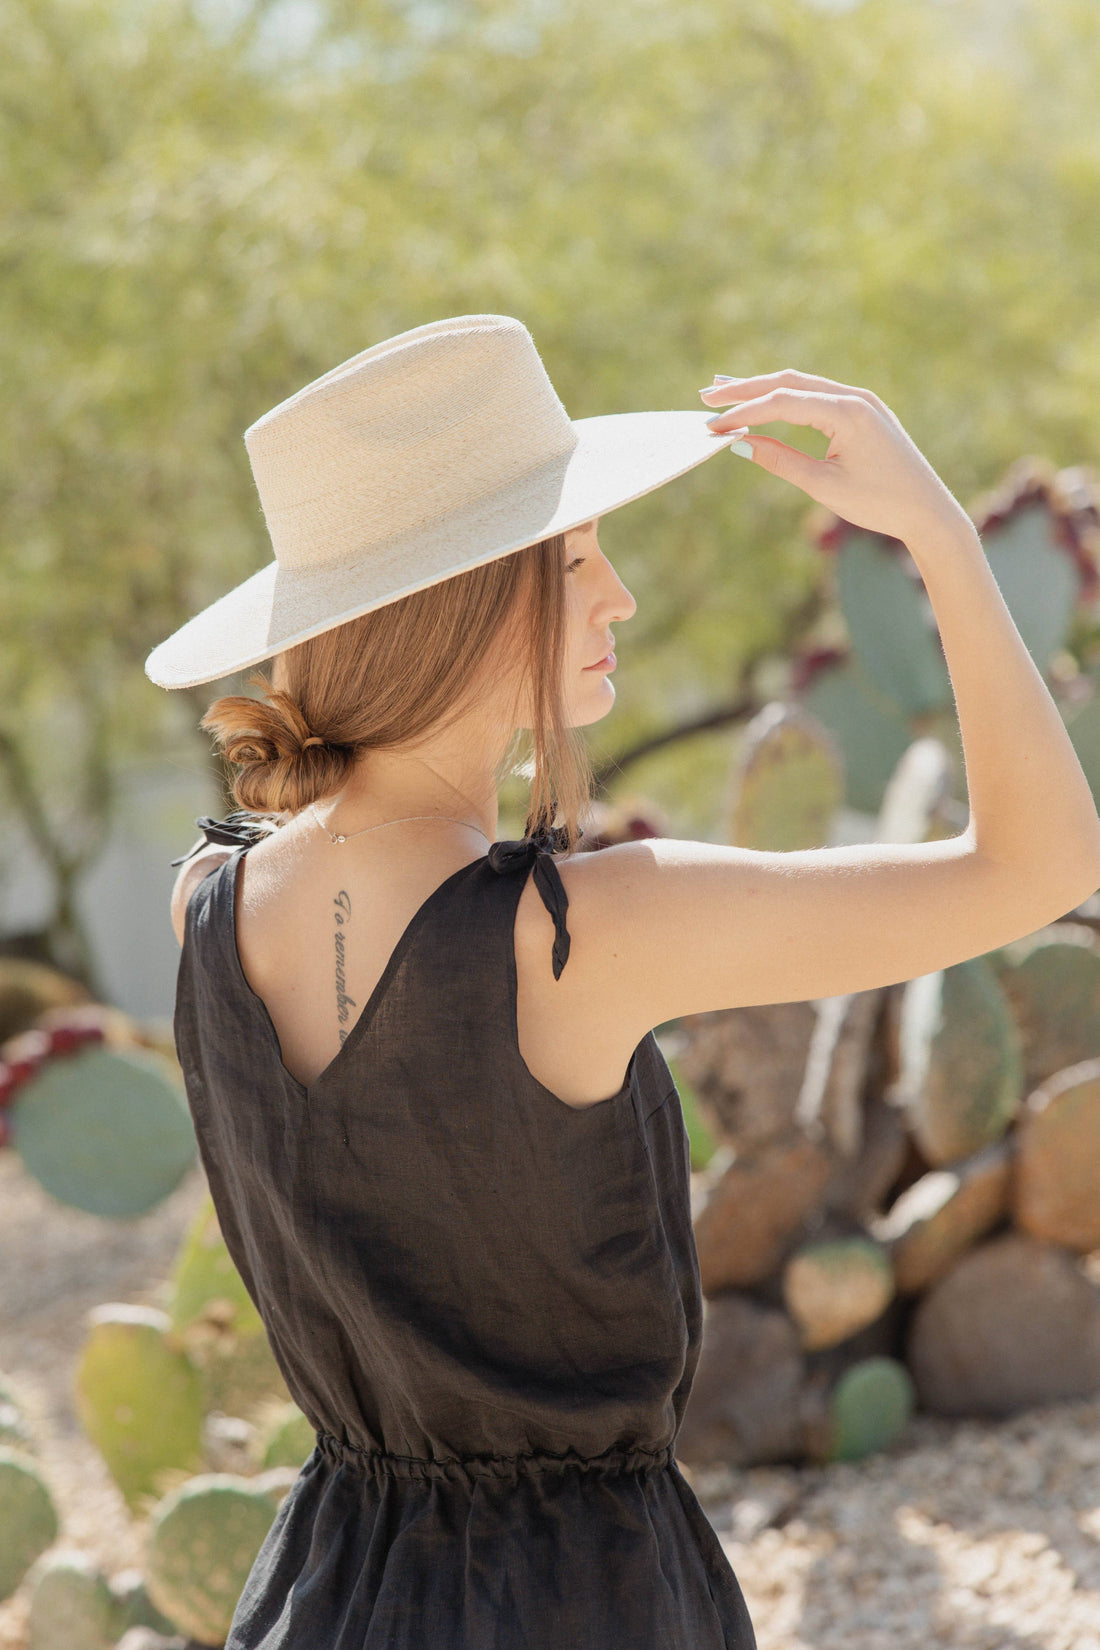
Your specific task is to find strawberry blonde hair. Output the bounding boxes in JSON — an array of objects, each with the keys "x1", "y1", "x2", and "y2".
[{"x1": 198, "y1": 534, "x2": 594, "y2": 853}]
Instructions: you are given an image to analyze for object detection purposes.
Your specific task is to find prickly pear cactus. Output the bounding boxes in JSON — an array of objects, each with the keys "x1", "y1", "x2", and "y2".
[
  {"x1": 0, "y1": 957, "x2": 91, "y2": 1045},
  {"x1": 106, "y1": 1566, "x2": 181, "y2": 1640},
  {"x1": 824, "y1": 1356, "x2": 915, "y2": 1462},
  {"x1": 145, "y1": 1472, "x2": 284, "y2": 1645},
  {"x1": 9, "y1": 1043, "x2": 197, "y2": 1217},
  {"x1": 0, "y1": 1447, "x2": 60, "y2": 1601},
  {"x1": 834, "y1": 531, "x2": 953, "y2": 719},
  {"x1": 256, "y1": 1401, "x2": 316, "y2": 1470},
  {"x1": 26, "y1": 1549, "x2": 116, "y2": 1650},
  {"x1": 800, "y1": 655, "x2": 913, "y2": 815},
  {"x1": 73, "y1": 1305, "x2": 205, "y2": 1513},
  {"x1": 782, "y1": 1236, "x2": 895, "y2": 1351},
  {"x1": 166, "y1": 1193, "x2": 292, "y2": 1421},
  {"x1": 995, "y1": 938, "x2": 1100, "y2": 1094},
  {"x1": 979, "y1": 498, "x2": 1081, "y2": 674},
  {"x1": 724, "y1": 701, "x2": 843, "y2": 851},
  {"x1": 891, "y1": 956, "x2": 1023, "y2": 1166}
]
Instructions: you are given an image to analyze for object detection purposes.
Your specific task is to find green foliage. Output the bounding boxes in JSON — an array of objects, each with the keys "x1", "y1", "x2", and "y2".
[
  {"x1": 0, "y1": 1447, "x2": 60, "y2": 1602},
  {"x1": 73, "y1": 1304, "x2": 206, "y2": 1513},
  {"x1": 145, "y1": 1472, "x2": 283, "y2": 1645},
  {"x1": 9, "y1": 1044, "x2": 197, "y2": 1218},
  {"x1": 663, "y1": 1055, "x2": 717, "y2": 1171},
  {"x1": 4, "y1": 0, "x2": 1100, "y2": 907}
]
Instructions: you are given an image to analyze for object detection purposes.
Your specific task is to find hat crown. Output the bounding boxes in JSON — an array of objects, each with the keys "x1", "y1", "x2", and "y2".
[{"x1": 243, "y1": 315, "x2": 577, "y2": 572}]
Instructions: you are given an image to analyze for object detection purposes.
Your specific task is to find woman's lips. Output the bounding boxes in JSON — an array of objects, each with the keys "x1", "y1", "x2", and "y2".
[{"x1": 584, "y1": 651, "x2": 616, "y2": 671}]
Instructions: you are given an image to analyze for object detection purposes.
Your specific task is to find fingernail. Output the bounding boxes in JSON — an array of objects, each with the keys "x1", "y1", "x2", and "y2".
[
  {"x1": 730, "y1": 439, "x2": 754, "y2": 458},
  {"x1": 713, "y1": 374, "x2": 739, "y2": 383}
]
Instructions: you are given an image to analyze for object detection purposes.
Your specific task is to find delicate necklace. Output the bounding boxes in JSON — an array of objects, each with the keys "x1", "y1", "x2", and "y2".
[{"x1": 309, "y1": 802, "x2": 491, "y2": 846}]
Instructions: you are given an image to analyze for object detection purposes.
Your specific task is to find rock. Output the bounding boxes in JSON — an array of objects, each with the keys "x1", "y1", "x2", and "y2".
[
  {"x1": 872, "y1": 1139, "x2": 1012, "y2": 1293},
  {"x1": 693, "y1": 1135, "x2": 834, "y2": 1293},
  {"x1": 114, "y1": 1631, "x2": 187, "y2": 1650},
  {"x1": 675, "y1": 1001, "x2": 817, "y2": 1151},
  {"x1": 675, "y1": 1293, "x2": 807, "y2": 1468},
  {"x1": 907, "y1": 1232, "x2": 1100, "y2": 1416},
  {"x1": 782, "y1": 1236, "x2": 895, "y2": 1351},
  {"x1": 889, "y1": 956, "x2": 1023, "y2": 1165},
  {"x1": 1014, "y1": 1058, "x2": 1100, "y2": 1251}
]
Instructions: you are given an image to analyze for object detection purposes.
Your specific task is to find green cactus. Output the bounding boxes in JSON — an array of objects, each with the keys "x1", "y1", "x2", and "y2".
[
  {"x1": 725, "y1": 701, "x2": 844, "y2": 851},
  {"x1": 256, "y1": 1402, "x2": 316, "y2": 1471},
  {"x1": 10, "y1": 1044, "x2": 197, "y2": 1218},
  {"x1": 824, "y1": 1356, "x2": 915, "y2": 1462},
  {"x1": 145, "y1": 1472, "x2": 284, "y2": 1645},
  {"x1": 1066, "y1": 680, "x2": 1100, "y2": 815},
  {"x1": 800, "y1": 656, "x2": 913, "y2": 815},
  {"x1": 26, "y1": 1550, "x2": 115, "y2": 1650},
  {"x1": 892, "y1": 956, "x2": 1023, "y2": 1166},
  {"x1": 73, "y1": 1305, "x2": 205, "y2": 1514},
  {"x1": 834, "y1": 531, "x2": 953, "y2": 719},
  {"x1": 168, "y1": 1192, "x2": 264, "y2": 1338},
  {"x1": 106, "y1": 1567, "x2": 181, "y2": 1640},
  {"x1": 166, "y1": 1193, "x2": 292, "y2": 1421},
  {"x1": 980, "y1": 499, "x2": 1081, "y2": 674},
  {"x1": 995, "y1": 938, "x2": 1100, "y2": 1095},
  {"x1": 0, "y1": 1447, "x2": 60, "y2": 1601}
]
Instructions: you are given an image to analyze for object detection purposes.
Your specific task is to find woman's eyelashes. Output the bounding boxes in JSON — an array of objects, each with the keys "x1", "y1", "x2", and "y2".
[{"x1": 566, "y1": 557, "x2": 586, "y2": 573}]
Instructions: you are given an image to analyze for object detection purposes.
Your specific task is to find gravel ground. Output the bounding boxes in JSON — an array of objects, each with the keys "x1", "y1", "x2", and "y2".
[{"x1": 2, "y1": 1150, "x2": 1100, "y2": 1650}]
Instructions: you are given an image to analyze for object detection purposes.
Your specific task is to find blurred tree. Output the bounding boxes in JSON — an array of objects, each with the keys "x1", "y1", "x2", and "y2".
[{"x1": 2, "y1": 0, "x2": 1099, "y2": 978}]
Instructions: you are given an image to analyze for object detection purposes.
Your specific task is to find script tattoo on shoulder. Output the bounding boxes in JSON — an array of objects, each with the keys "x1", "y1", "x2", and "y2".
[{"x1": 332, "y1": 889, "x2": 357, "y2": 1045}]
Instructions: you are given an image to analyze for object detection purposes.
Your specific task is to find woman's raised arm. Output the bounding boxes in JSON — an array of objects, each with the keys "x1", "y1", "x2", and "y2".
[{"x1": 549, "y1": 373, "x2": 1100, "y2": 1043}]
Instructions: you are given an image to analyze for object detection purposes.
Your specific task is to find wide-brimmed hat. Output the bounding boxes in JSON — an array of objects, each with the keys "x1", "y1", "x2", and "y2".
[{"x1": 144, "y1": 313, "x2": 750, "y2": 689}]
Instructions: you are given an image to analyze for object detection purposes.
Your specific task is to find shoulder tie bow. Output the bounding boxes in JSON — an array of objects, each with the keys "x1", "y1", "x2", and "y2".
[
  {"x1": 170, "y1": 811, "x2": 278, "y2": 867},
  {"x1": 486, "y1": 827, "x2": 576, "y2": 981}
]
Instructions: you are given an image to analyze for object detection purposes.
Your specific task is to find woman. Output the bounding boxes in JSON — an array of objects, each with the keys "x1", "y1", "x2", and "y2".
[{"x1": 149, "y1": 314, "x2": 1100, "y2": 1650}]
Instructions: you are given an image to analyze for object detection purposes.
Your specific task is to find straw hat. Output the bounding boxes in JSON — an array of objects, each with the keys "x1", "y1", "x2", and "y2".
[{"x1": 144, "y1": 313, "x2": 750, "y2": 690}]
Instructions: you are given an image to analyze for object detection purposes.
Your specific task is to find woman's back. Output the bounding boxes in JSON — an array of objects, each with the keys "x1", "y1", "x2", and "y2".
[
  {"x1": 174, "y1": 823, "x2": 757, "y2": 1649},
  {"x1": 233, "y1": 815, "x2": 646, "y2": 1107}
]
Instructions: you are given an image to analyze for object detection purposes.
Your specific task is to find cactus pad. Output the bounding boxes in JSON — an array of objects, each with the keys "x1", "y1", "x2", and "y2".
[
  {"x1": 725, "y1": 701, "x2": 843, "y2": 851},
  {"x1": 783, "y1": 1237, "x2": 895, "y2": 1351},
  {"x1": 258, "y1": 1403, "x2": 316, "y2": 1470},
  {"x1": 893, "y1": 956, "x2": 1023, "y2": 1165},
  {"x1": 145, "y1": 1472, "x2": 283, "y2": 1644},
  {"x1": 996, "y1": 939, "x2": 1100, "y2": 1095},
  {"x1": 0, "y1": 1447, "x2": 60, "y2": 1601},
  {"x1": 800, "y1": 656, "x2": 913, "y2": 815},
  {"x1": 9, "y1": 1043, "x2": 196, "y2": 1217},
  {"x1": 825, "y1": 1356, "x2": 915, "y2": 1462},
  {"x1": 26, "y1": 1549, "x2": 116, "y2": 1650},
  {"x1": 74, "y1": 1305, "x2": 205, "y2": 1514},
  {"x1": 835, "y1": 531, "x2": 952, "y2": 719}
]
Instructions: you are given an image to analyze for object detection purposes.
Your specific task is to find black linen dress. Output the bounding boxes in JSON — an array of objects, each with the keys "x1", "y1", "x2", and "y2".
[{"x1": 172, "y1": 815, "x2": 756, "y2": 1650}]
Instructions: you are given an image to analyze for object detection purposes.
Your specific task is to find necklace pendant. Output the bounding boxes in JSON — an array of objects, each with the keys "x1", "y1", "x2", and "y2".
[{"x1": 334, "y1": 834, "x2": 347, "y2": 844}]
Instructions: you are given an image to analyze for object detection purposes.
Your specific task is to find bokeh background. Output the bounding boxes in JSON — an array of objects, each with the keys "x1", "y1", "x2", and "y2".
[{"x1": 3, "y1": 3, "x2": 1100, "y2": 1648}]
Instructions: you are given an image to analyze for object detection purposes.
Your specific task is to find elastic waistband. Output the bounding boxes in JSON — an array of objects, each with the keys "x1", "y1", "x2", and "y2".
[{"x1": 314, "y1": 1430, "x2": 673, "y2": 1485}]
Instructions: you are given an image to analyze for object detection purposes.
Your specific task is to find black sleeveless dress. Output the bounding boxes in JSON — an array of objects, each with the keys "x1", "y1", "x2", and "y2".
[{"x1": 172, "y1": 814, "x2": 756, "y2": 1650}]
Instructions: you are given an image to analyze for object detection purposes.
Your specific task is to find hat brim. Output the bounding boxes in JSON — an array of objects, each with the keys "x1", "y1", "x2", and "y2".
[{"x1": 145, "y1": 409, "x2": 749, "y2": 689}]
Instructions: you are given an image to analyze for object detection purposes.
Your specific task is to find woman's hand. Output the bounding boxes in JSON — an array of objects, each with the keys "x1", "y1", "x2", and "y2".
[{"x1": 700, "y1": 369, "x2": 974, "y2": 547}]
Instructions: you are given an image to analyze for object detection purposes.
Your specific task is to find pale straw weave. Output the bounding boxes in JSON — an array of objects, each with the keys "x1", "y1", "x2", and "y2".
[{"x1": 145, "y1": 313, "x2": 746, "y2": 689}]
